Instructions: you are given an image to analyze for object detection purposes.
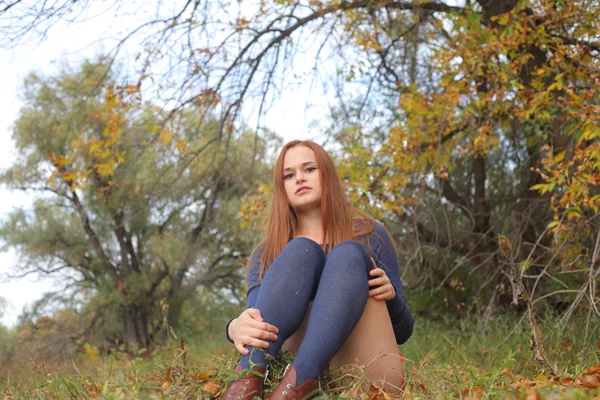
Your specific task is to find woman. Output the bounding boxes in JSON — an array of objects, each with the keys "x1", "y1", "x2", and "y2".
[{"x1": 221, "y1": 140, "x2": 413, "y2": 399}]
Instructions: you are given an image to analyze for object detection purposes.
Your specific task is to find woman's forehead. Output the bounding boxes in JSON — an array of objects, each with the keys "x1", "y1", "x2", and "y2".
[{"x1": 283, "y1": 146, "x2": 316, "y2": 168}]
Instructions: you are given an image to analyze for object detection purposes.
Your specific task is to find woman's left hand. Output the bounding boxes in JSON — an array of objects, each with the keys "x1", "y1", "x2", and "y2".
[{"x1": 368, "y1": 258, "x2": 396, "y2": 301}]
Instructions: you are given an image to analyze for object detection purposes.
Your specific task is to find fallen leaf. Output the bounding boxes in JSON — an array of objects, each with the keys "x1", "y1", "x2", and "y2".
[
  {"x1": 510, "y1": 379, "x2": 536, "y2": 390},
  {"x1": 162, "y1": 366, "x2": 172, "y2": 389},
  {"x1": 555, "y1": 376, "x2": 574, "y2": 385},
  {"x1": 577, "y1": 363, "x2": 600, "y2": 388},
  {"x1": 526, "y1": 391, "x2": 542, "y2": 400},
  {"x1": 582, "y1": 364, "x2": 600, "y2": 377},
  {"x1": 473, "y1": 385, "x2": 484, "y2": 397},
  {"x1": 577, "y1": 374, "x2": 600, "y2": 388},
  {"x1": 560, "y1": 339, "x2": 573, "y2": 352},
  {"x1": 203, "y1": 381, "x2": 220, "y2": 396},
  {"x1": 499, "y1": 367, "x2": 512, "y2": 376},
  {"x1": 188, "y1": 370, "x2": 215, "y2": 380},
  {"x1": 367, "y1": 383, "x2": 395, "y2": 399}
]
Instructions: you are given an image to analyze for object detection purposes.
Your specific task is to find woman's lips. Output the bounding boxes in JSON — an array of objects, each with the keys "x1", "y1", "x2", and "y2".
[{"x1": 296, "y1": 187, "x2": 311, "y2": 195}]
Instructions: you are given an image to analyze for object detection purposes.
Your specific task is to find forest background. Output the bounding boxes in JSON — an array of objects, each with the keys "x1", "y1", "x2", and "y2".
[{"x1": 0, "y1": 0, "x2": 599, "y2": 398}]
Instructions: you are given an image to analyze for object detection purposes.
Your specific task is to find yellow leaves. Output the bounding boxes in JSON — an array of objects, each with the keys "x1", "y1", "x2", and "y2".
[
  {"x1": 160, "y1": 128, "x2": 174, "y2": 145},
  {"x1": 89, "y1": 140, "x2": 102, "y2": 154},
  {"x1": 175, "y1": 140, "x2": 187, "y2": 152},
  {"x1": 94, "y1": 160, "x2": 116, "y2": 178},
  {"x1": 44, "y1": 83, "x2": 143, "y2": 195},
  {"x1": 235, "y1": 18, "x2": 250, "y2": 29},
  {"x1": 581, "y1": 122, "x2": 600, "y2": 142},
  {"x1": 530, "y1": 182, "x2": 555, "y2": 195},
  {"x1": 50, "y1": 152, "x2": 72, "y2": 167},
  {"x1": 237, "y1": 182, "x2": 271, "y2": 230},
  {"x1": 83, "y1": 343, "x2": 100, "y2": 363},
  {"x1": 496, "y1": 13, "x2": 511, "y2": 26},
  {"x1": 546, "y1": 220, "x2": 560, "y2": 230},
  {"x1": 352, "y1": 31, "x2": 382, "y2": 52},
  {"x1": 188, "y1": 370, "x2": 215, "y2": 381},
  {"x1": 531, "y1": 141, "x2": 599, "y2": 228}
]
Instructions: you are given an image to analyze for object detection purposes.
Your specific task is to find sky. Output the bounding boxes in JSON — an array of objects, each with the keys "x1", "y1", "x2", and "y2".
[{"x1": 0, "y1": 2, "x2": 330, "y2": 327}]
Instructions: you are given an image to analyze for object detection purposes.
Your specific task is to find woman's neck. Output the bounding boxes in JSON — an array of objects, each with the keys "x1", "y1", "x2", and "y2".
[{"x1": 295, "y1": 207, "x2": 323, "y2": 242}]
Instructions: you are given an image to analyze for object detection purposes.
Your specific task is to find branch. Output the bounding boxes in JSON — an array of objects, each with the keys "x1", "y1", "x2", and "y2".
[
  {"x1": 69, "y1": 189, "x2": 119, "y2": 282},
  {"x1": 548, "y1": 33, "x2": 600, "y2": 54},
  {"x1": 440, "y1": 178, "x2": 475, "y2": 226},
  {"x1": 391, "y1": 207, "x2": 470, "y2": 256},
  {"x1": 0, "y1": 0, "x2": 23, "y2": 15},
  {"x1": 419, "y1": 122, "x2": 468, "y2": 151}
]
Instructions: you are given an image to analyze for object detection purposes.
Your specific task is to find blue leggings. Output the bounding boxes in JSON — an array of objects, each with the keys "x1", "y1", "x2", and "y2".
[{"x1": 241, "y1": 238, "x2": 373, "y2": 386}]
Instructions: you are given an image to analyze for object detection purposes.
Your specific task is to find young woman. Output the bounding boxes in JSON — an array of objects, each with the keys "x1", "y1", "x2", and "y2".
[{"x1": 221, "y1": 140, "x2": 413, "y2": 399}]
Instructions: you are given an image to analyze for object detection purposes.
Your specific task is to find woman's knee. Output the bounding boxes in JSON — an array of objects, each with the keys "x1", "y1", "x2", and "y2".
[
  {"x1": 284, "y1": 237, "x2": 325, "y2": 258},
  {"x1": 328, "y1": 241, "x2": 372, "y2": 273},
  {"x1": 269, "y1": 237, "x2": 325, "y2": 274}
]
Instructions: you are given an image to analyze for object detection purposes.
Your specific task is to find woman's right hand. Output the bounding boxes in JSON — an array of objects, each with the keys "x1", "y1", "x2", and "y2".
[{"x1": 228, "y1": 308, "x2": 279, "y2": 355}]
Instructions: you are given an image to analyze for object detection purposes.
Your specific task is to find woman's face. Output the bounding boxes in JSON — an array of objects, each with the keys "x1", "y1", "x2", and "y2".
[{"x1": 282, "y1": 145, "x2": 322, "y2": 211}]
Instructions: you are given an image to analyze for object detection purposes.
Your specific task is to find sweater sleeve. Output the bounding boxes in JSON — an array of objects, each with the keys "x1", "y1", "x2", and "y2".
[
  {"x1": 246, "y1": 245, "x2": 264, "y2": 309},
  {"x1": 369, "y1": 223, "x2": 414, "y2": 344},
  {"x1": 225, "y1": 246, "x2": 264, "y2": 343}
]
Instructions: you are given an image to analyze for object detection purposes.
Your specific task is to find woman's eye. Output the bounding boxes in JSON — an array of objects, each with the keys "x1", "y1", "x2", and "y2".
[
  {"x1": 307, "y1": 167, "x2": 316, "y2": 173},
  {"x1": 284, "y1": 173, "x2": 293, "y2": 180}
]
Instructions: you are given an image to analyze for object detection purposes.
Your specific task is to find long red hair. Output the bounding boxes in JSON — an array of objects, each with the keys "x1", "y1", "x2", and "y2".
[{"x1": 250, "y1": 140, "x2": 375, "y2": 279}]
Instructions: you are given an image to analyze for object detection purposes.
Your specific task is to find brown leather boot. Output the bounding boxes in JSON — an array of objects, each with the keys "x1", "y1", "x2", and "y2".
[
  {"x1": 269, "y1": 364, "x2": 319, "y2": 400},
  {"x1": 220, "y1": 366, "x2": 267, "y2": 399}
]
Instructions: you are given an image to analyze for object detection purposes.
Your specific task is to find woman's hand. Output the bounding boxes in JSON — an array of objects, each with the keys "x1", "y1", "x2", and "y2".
[
  {"x1": 228, "y1": 308, "x2": 279, "y2": 355},
  {"x1": 368, "y1": 258, "x2": 396, "y2": 301}
]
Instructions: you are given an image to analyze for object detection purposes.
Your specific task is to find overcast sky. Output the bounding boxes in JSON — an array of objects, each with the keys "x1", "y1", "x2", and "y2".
[{"x1": 0, "y1": 3, "x2": 330, "y2": 327}]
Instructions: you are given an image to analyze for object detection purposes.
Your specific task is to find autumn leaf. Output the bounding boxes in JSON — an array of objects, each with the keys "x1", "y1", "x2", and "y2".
[
  {"x1": 203, "y1": 381, "x2": 220, "y2": 396},
  {"x1": 555, "y1": 376, "x2": 574, "y2": 385},
  {"x1": 367, "y1": 383, "x2": 397, "y2": 399},
  {"x1": 161, "y1": 366, "x2": 172, "y2": 389},
  {"x1": 577, "y1": 364, "x2": 600, "y2": 388},
  {"x1": 188, "y1": 370, "x2": 215, "y2": 381}
]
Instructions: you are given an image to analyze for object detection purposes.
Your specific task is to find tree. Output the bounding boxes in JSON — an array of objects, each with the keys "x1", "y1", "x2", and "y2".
[
  {"x1": 333, "y1": 0, "x2": 600, "y2": 318},
  {"x1": 2, "y1": 0, "x2": 598, "y2": 321},
  {"x1": 0, "y1": 58, "x2": 278, "y2": 353}
]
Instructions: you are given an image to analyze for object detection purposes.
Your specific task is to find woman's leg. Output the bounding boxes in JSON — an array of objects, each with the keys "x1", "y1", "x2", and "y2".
[
  {"x1": 240, "y1": 237, "x2": 325, "y2": 370},
  {"x1": 331, "y1": 297, "x2": 404, "y2": 392},
  {"x1": 283, "y1": 300, "x2": 404, "y2": 393},
  {"x1": 291, "y1": 241, "x2": 372, "y2": 386}
]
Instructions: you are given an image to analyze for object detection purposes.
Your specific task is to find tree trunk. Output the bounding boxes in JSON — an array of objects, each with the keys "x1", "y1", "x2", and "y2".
[{"x1": 123, "y1": 304, "x2": 151, "y2": 355}]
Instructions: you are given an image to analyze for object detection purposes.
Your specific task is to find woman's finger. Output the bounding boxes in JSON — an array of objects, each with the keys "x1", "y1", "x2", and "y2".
[
  {"x1": 245, "y1": 337, "x2": 270, "y2": 349},
  {"x1": 250, "y1": 327, "x2": 277, "y2": 341},
  {"x1": 369, "y1": 268, "x2": 384, "y2": 277},
  {"x1": 368, "y1": 277, "x2": 387, "y2": 287},
  {"x1": 248, "y1": 319, "x2": 279, "y2": 334},
  {"x1": 374, "y1": 293, "x2": 392, "y2": 301},
  {"x1": 235, "y1": 343, "x2": 250, "y2": 355},
  {"x1": 246, "y1": 308, "x2": 264, "y2": 322},
  {"x1": 369, "y1": 286, "x2": 388, "y2": 296}
]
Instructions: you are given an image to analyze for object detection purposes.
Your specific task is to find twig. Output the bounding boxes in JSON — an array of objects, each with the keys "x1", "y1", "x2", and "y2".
[{"x1": 498, "y1": 234, "x2": 556, "y2": 376}]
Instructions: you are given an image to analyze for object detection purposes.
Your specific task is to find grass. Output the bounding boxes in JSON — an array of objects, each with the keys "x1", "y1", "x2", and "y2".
[{"x1": 1, "y1": 314, "x2": 599, "y2": 399}]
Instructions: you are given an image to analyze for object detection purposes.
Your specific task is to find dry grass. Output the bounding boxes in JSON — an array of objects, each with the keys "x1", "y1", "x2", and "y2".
[{"x1": 1, "y1": 315, "x2": 600, "y2": 399}]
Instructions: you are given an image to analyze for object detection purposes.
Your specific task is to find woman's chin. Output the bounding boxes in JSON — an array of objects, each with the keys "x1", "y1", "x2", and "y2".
[{"x1": 292, "y1": 200, "x2": 320, "y2": 212}]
